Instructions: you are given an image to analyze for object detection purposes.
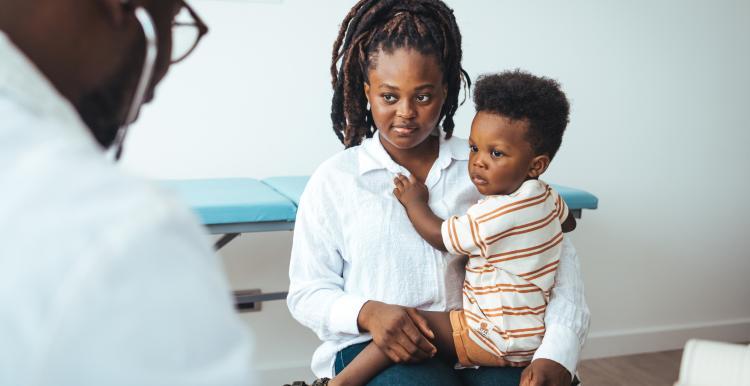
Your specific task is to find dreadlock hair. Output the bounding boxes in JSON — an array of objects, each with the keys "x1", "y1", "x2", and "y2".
[{"x1": 331, "y1": 0, "x2": 471, "y2": 148}]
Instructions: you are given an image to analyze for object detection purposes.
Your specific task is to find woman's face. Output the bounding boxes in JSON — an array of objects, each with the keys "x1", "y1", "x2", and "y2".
[{"x1": 364, "y1": 48, "x2": 447, "y2": 152}]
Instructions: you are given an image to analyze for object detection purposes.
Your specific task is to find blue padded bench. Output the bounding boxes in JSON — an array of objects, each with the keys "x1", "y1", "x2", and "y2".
[
  {"x1": 161, "y1": 178, "x2": 298, "y2": 250},
  {"x1": 261, "y1": 176, "x2": 599, "y2": 219},
  {"x1": 161, "y1": 177, "x2": 598, "y2": 309},
  {"x1": 163, "y1": 176, "x2": 598, "y2": 240}
]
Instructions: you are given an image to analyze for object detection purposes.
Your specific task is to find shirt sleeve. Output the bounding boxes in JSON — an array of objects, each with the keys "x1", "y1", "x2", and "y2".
[
  {"x1": 552, "y1": 187, "x2": 570, "y2": 222},
  {"x1": 286, "y1": 175, "x2": 368, "y2": 340},
  {"x1": 441, "y1": 214, "x2": 485, "y2": 257},
  {"x1": 532, "y1": 235, "x2": 591, "y2": 375},
  {"x1": 41, "y1": 199, "x2": 255, "y2": 386}
]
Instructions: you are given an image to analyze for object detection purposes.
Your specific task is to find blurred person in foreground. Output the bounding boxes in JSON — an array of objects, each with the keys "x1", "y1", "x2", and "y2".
[{"x1": 0, "y1": 1, "x2": 255, "y2": 385}]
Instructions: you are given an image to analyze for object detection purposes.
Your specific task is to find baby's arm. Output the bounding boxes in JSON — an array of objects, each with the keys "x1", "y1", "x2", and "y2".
[
  {"x1": 393, "y1": 174, "x2": 447, "y2": 251},
  {"x1": 561, "y1": 211, "x2": 576, "y2": 233}
]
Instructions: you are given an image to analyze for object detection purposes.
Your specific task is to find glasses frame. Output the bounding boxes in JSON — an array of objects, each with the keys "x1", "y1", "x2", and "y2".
[{"x1": 170, "y1": 0, "x2": 209, "y2": 64}]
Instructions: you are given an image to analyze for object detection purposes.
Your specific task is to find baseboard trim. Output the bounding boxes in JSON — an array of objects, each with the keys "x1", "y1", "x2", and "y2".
[{"x1": 582, "y1": 318, "x2": 750, "y2": 359}]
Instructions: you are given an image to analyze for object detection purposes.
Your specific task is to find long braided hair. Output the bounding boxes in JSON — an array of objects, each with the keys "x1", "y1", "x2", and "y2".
[{"x1": 331, "y1": 0, "x2": 471, "y2": 148}]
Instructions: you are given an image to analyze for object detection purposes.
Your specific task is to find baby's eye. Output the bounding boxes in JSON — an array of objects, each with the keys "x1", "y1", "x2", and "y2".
[
  {"x1": 382, "y1": 94, "x2": 397, "y2": 103},
  {"x1": 491, "y1": 150, "x2": 504, "y2": 158},
  {"x1": 416, "y1": 94, "x2": 431, "y2": 103},
  {"x1": 469, "y1": 145, "x2": 478, "y2": 153}
]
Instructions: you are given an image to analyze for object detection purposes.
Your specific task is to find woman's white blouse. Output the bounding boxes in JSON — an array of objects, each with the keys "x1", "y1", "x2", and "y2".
[{"x1": 287, "y1": 135, "x2": 590, "y2": 378}]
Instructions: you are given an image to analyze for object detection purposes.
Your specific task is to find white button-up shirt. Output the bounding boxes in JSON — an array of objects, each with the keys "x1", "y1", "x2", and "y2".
[
  {"x1": 0, "y1": 32, "x2": 254, "y2": 386},
  {"x1": 287, "y1": 134, "x2": 591, "y2": 378}
]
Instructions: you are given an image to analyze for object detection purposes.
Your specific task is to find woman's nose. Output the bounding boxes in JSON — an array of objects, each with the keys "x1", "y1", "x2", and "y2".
[{"x1": 396, "y1": 100, "x2": 416, "y2": 119}]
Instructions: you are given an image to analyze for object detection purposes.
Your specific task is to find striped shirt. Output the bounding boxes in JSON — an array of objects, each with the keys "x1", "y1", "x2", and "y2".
[{"x1": 441, "y1": 179, "x2": 570, "y2": 362}]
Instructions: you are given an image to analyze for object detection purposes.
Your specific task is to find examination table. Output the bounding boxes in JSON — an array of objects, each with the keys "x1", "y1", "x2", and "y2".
[{"x1": 162, "y1": 176, "x2": 598, "y2": 311}]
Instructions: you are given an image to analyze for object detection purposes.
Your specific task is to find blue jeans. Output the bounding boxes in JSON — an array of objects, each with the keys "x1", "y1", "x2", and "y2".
[{"x1": 334, "y1": 341, "x2": 524, "y2": 386}]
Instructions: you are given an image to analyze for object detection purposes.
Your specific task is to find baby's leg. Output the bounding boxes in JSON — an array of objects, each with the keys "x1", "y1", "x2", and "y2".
[
  {"x1": 419, "y1": 310, "x2": 458, "y2": 363},
  {"x1": 330, "y1": 311, "x2": 455, "y2": 386},
  {"x1": 329, "y1": 342, "x2": 391, "y2": 386}
]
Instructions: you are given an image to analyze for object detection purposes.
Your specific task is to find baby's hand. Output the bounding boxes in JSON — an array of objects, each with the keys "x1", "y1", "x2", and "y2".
[{"x1": 393, "y1": 173, "x2": 429, "y2": 208}]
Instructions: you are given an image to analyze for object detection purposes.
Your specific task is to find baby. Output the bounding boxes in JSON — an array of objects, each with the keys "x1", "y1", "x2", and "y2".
[{"x1": 328, "y1": 69, "x2": 576, "y2": 386}]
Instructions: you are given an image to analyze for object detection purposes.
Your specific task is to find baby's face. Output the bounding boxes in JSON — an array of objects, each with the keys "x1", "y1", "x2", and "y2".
[{"x1": 468, "y1": 111, "x2": 538, "y2": 196}]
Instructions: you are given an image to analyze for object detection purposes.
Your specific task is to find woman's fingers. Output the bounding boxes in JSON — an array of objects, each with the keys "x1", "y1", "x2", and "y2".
[
  {"x1": 400, "y1": 316, "x2": 436, "y2": 358},
  {"x1": 385, "y1": 344, "x2": 410, "y2": 363},
  {"x1": 519, "y1": 366, "x2": 533, "y2": 386},
  {"x1": 406, "y1": 308, "x2": 435, "y2": 340},
  {"x1": 366, "y1": 303, "x2": 435, "y2": 363},
  {"x1": 394, "y1": 333, "x2": 426, "y2": 361}
]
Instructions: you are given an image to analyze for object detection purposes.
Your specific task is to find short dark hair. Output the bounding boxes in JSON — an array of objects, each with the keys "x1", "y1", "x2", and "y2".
[
  {"x1": 473, "y1": 70, "x2": 570, "y2": 160},
  {"x1": 330, "y1": 0, "x2": 471, "y2": 148}
]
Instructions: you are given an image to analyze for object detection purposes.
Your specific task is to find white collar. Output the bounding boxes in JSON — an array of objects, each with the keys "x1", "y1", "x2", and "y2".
[{"x1": 358, "y1": 132, "x2": 469, "y2": 176}]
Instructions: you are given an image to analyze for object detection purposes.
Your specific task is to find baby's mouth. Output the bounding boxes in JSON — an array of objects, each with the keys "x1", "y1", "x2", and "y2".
[{"x1": 471, "y1": 174, "x2": 488, "y2": 185}]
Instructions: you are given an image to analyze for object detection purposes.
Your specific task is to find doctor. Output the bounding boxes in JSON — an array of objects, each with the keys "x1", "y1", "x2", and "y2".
[{"x1": 0, "y1": 1, "x2": 254, "y2": 385}]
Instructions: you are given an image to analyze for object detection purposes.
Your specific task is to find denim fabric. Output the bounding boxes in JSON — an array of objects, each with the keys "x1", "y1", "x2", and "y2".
[{"x1": 334, "y1": 341, "x2": 524, "y2": 386}]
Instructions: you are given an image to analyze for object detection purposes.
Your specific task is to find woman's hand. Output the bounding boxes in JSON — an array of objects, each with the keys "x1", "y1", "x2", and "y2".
[
  {"x1": 519, "y1": 358, "x2": 572, "y2": 386},
  {"x1": 393, "y1": 174, "x2": 429, "y2": 209},
  {"x1": 357, "y1": 300, "x2": 437, "y2": 363}
]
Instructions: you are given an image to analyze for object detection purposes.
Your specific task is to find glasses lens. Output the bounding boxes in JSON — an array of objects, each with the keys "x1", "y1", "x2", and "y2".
[{"x1": 171, "y1": 7, "x2": 200, "y2": 63}]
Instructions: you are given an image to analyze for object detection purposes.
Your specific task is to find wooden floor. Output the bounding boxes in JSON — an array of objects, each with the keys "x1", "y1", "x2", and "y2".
[{"x1": 577, "y1": 349, "x2": 683, "y2": 386}]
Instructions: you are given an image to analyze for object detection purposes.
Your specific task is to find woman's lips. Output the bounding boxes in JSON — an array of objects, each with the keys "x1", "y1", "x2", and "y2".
[{"x1": 392, "y1": 126, "x2": 417, "y2": 136}]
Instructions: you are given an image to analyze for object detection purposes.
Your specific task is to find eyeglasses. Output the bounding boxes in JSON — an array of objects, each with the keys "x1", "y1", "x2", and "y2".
[{"x1": 171, "y1": 1, "x2": 208, "y2": 64}]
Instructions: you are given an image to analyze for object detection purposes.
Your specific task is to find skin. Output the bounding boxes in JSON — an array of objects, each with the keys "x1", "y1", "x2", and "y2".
[
  {"x1": 468, "y1": 112, "x2": 549, "y2": 196},
  {"x1": 0, "y1": 0, "x2": 182, "y2": 146},
  {"x1": 520, "y1": 358, "x2": 574, "y2": 386},
  {"x1": 363, "y1": 47, "x2": 447, "y2": 183}
]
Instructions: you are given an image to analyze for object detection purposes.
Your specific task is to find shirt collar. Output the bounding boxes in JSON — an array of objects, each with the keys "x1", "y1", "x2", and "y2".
[
  {"x1": 358, "y1": 130, "x2": 469, "y2": 176},
  {"x1": 0, "y1": 31, "x2": 90, "y2": 137}
]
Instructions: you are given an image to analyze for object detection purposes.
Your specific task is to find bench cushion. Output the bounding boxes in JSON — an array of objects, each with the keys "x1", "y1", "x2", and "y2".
[
  {"x1": 261, "y1": 176, "x2": 309, "y2": 206},
  {"x1": 263, "y1": 176, "x2": 598, "y2": 210},
  {"x1": 161, "y1": 178, "x2": 297, "y2": 225},
  {"x1": 550, "y1": 184, "x2": 599, "y2": 210},
  {"x1": 162, "y1": 177, "x2": 597, "y2": 227}
]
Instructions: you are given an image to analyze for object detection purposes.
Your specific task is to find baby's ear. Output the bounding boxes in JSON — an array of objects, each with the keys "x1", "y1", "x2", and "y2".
[{"x1": 527, "y1": 154, "x2": 550, "y2": 178}]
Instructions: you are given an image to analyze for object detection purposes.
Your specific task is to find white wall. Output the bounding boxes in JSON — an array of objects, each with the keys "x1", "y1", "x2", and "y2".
[{"x1": 122, "y1": 0, "x2": 750, "y2": 383}]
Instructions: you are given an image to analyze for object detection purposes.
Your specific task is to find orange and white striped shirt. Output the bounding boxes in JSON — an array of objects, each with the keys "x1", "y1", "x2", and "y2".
[{"x1": 441, "y1": 179, "x2": 569, "y2": 362}]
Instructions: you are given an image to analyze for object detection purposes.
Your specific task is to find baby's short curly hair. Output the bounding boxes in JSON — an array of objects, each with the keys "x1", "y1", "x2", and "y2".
[{"x1": 474, "y1": 70, "x2": 570, "y2": 160}]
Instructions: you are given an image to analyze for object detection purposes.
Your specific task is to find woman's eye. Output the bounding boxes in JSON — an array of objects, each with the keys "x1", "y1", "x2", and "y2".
[
  {"x1": 491, "y1": 150, "x2": 504, "y2": 158},
  {"x1": 383, "y1": 94, "x2": 397, "y2": 103},
  {"x1": 469, "y1": 145, "x2": 478, "y2": 153},
  {"x1": 416, "y1": 94, "x2": 431, "y2": 103}
]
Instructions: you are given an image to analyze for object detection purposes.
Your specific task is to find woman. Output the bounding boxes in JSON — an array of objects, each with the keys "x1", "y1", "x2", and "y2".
[{"x1": 287, "y1": 1, "x2": 589, "y2": 385}]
